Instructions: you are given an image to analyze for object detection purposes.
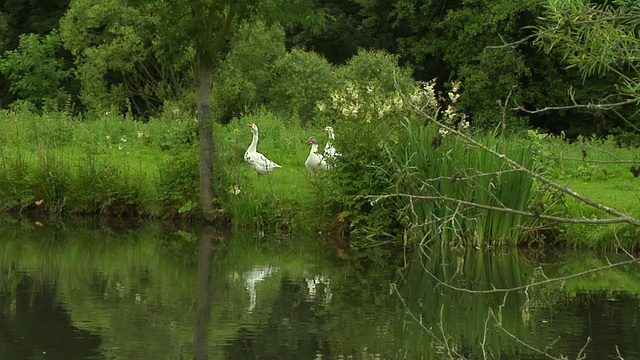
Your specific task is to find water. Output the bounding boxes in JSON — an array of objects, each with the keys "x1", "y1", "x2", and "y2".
[{"x1": 0, "y1": 218, "x2": 638, "y2": 359}]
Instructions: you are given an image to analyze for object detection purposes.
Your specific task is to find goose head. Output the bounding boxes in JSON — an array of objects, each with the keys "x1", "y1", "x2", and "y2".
[
  {"x1": 306, "y1": 136, "x2": 319, "y2": 145},
  {"x1": 248, "y1": 123, "x2": 258, "y2": 134}
]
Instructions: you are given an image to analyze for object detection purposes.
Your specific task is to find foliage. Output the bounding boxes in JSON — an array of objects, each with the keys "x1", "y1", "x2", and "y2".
[
  {"x1": 268, "y1": 48, "x2": 339, "y2": 122},
  {"x1": 315, "y1": 50, "x2": 428, "y2": 245},
  {"x1": 212, "y1": 20, "x2": 287, "y2": 122},
  {"x1": 390, "y1": 0, "x2": 543, "y2": 128},
  {"x1": 530, "y1": 0, "x2": 640, "y2": 136},
  {"x1": 538, "y1": 0, "x2": 640, "y2": 81},
  {"x1": 0, "y1": 107, "x2": 191, "y2": 217},
  {"x1": 391, "y1": 122, "x2": 553, "y2": 247},
  {"x1": 0, "y1": 31, "x2": 73, "y2": 110},
  {"x1": 59, "y1": 0, "x2": 147, "y2": 116}
]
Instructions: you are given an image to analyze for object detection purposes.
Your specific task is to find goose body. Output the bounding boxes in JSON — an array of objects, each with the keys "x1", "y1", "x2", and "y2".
[
  {"x1": 305, "y1": 136, "x2": 327, "y2": 177},
  {"x1": 244, "y1": 123, "x2": 282, "y2": 176}
]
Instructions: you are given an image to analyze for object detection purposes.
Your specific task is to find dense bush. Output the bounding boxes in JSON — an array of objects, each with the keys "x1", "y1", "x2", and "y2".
[
  {"x1": 212, "y1": 20, "x2": 287, "y2": 122},
  {"x1": 268, "y1": 48, "x2": 339, "y2": 122}
]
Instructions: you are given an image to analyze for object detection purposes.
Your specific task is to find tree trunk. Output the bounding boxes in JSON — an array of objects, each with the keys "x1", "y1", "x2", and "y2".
[{"x1": 197, "y1": 57, "x2": 216, "y2": 221}]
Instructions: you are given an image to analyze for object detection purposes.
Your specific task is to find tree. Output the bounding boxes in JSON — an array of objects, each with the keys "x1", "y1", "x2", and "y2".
[
  {"x1": 59, "y1": 0, "x2": 321, "y2": 220},
  {"x1": 0, "y1": 0, "x2": 71, "y2": 107},
  {"x1": 120, "y1": 0, "x2": 322, "y2": 221},
  {"x1": 529, "y1": 0, "x2": 640, "y2": 136},
  {"x1": 0, "y1": 31, "x2": 72, "y2": 109}
]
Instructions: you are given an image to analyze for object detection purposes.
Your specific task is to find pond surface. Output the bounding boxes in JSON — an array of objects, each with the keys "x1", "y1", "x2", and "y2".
[{"x1": 0, "y1": 218, "x2": 639, "y2": 359}]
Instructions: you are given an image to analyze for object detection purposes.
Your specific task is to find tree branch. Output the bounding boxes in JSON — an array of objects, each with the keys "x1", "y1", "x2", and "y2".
[{"x1": 404, "y1": 101, "x2": 640, "y2": 227}]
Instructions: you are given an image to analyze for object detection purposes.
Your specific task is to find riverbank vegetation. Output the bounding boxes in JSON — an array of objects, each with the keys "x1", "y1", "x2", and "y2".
[
  {"x1": 2, "y1": 101, "x2": 639, "y2": 250},
  {"x1": 1, "y1": 0, "x2": 640, "y2": 250}
]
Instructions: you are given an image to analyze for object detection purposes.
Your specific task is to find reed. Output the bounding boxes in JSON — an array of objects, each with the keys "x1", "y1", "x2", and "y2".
[{"x1": 391, "y1": 122, "x2": 541, "y2": 247}]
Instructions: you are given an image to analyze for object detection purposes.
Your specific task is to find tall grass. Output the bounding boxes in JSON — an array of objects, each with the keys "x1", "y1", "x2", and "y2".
[
  {"x1": 0, "y1": 107, "x2": 340, "y2": 231},
  {"x1": 0, "y1": 108, "x2": 193, "y2": 217},
  {"x1": 390, "y1": 122, "x2": 543, "y2": 247}
]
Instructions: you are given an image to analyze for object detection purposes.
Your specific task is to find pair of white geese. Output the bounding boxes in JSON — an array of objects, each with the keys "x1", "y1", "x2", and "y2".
[{"x1": 244, "y1": 123, "x2": 340, "y2": 177}]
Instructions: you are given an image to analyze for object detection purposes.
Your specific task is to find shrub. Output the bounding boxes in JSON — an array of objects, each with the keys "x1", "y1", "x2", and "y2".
[
  {"x1": 268, "y1": 48, "x2": 339, "y2": 122},
  {"x1": 212, "y1": 20, "x2": 287, "y2": 122}
]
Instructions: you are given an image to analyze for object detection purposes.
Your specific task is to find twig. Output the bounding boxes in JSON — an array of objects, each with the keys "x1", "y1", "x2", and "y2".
[
  {"x1": 488, "y1": 309, "x2": 566, "y2": 359},
  {"x1": 513, "y1": 98, "x2": 638, "y2": 114}
]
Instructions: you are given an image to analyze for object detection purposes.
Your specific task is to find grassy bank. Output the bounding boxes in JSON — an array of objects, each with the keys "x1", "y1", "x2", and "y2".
[
  {"x1": 0, "y1": 108, "x2": 332, "y2": 233},
  {"x1": 531, "y1": 132, "x2": 640, "y2": 248},
  {"x1": 1, "y1": 108, "x2": 639, "y2": 249}
]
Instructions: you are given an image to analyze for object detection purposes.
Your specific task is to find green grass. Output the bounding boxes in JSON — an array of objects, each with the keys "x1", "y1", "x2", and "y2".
[
  {"x1": 2, "y1": 107, "x2": 640, "y2": 248},
  {"x1": 391, "y1": 122, "x2": 540, "y2": 247},
  {"x1": 528, "y1": 132, "x2": 640, "y2": 248},
  {"x1": 219, "y1": 110, "x2": 337, "y2": 232}
]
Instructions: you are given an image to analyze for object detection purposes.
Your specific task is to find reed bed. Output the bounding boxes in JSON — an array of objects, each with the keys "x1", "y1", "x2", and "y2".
[{"x1": 390, "y1": 122, "x2": 543, "y2": 247}]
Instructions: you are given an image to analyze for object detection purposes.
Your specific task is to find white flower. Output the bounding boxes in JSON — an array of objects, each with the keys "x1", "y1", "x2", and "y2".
[
  {"x1": 459, "y1": 118, "x2": 470, "y2": 130},
  {"x1": 137, "y1": 131, "x2": 145, "y2": 138},
  {"x1": 121, "y1": 136, "x2": 127, "y2": 143}
]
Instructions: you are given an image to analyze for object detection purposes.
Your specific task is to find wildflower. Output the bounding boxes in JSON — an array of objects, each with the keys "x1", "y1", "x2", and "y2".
[
  {"x1": 439, "y1": 127, "x2": 449, "y2": 137},
  {"x1": 118, "y1": 144, "x2": 123, "y2": 150},
  {"x1": 317, "y1": 101, "x2": 326, "y2": 112},
  {"x1": 448, "y1": 82, "x2": 461, "y2": 103},
  {"x1": 120, "y1": 136, "x2": 127, "y2": 143},
  {"x1": 229, "y1": 185, "x2": 241, "y2": 195},
  {"x1": 459, "y1": 117, "x2": 470, "y2": 131},
  {"x1": 137, "y1": 131, "x2": 145, "y2": 138},
  {"x1": 366, "y1": 84, "x2": 375, "y2": 94},
  {"x1": 106, "y1": 135, "x2": 111, "y2": 140},
  {"x1": 444, "y1": 105, "x2": 456, "y2": 121}
]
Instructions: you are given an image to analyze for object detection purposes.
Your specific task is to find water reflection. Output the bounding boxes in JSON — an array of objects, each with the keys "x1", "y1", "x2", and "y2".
[
  {"x1": 0, "y1": 219, "x2": 638, "y2": 359},
  {"x1": 243, "y1": 265, "x2": 278, "y2": 313},
  {"x1": 194, "y1": 226, "x2": 214, "y2": 360},
  {"x1": 305, "y1": 274, "x2": 332, "y2": 305}
]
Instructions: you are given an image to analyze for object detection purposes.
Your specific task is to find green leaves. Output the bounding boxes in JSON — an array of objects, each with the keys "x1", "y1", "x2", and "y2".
[
  {"x1": 536, "y1": 0, "x2": 640, "y2": 101},
  {"x1": 0, "y1": 31, "x2": 72, "y2": 109}
]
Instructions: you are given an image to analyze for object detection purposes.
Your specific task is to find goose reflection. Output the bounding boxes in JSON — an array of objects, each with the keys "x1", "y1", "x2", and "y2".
[{"x1": 243, "y1": 266, "x2": 277, "y2": 313}]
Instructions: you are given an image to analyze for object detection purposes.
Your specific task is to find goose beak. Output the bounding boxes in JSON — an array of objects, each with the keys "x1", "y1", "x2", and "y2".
[
  {"x1": 247, "y1": 123, "x2": 254, "y2": 128},
  {"x1": 306, "y1": 138, "x2": 312, "y2": 144}
]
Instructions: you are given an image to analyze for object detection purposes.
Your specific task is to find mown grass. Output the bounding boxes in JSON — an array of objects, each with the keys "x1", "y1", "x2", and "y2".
[{"x1": 530, "y1": 132, "x2": 640, "y2": 248}]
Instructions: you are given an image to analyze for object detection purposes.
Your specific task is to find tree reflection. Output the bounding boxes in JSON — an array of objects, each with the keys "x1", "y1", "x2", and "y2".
[
  {"x1": 0, "y1": 274, "x2": 102, "y2": 359},
  {"x1": 194, "y1": 226, "x2": 215, "y2": 360}
]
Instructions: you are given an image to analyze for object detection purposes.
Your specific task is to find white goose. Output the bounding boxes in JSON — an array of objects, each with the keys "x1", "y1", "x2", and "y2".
[
  {"x1": 305, "y1": 136, "x2": 327, "y2": 177},
  {"x1": 244, "y1": 123, "x2": 282, "y2": 176}
]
